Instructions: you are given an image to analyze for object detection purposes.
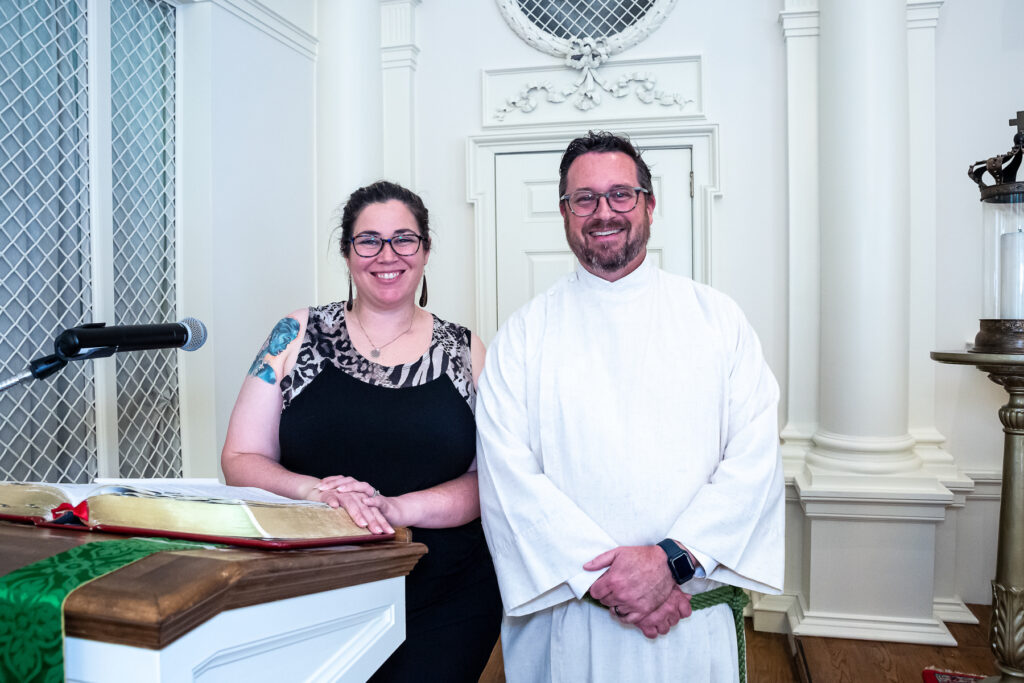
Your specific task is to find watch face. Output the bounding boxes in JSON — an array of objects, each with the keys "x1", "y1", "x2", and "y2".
[
  {"x1": 659, "y1": 539, "x2": 695, "y2": 584},
  {"x1": 672, "y1": 553, "x2": 696, "y2": 584}
]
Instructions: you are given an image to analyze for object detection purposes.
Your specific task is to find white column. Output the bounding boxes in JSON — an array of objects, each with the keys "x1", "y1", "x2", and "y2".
[
  {"x1": 814, "y1": 0, "x2": 914, "y2": 469},
  {"x1": 316, "y1": 0, "x2": 383, "y2": 304},
  {"x1": 791, "y1": 0, "x2": 954, "y2": 645},
  {"x1": 380, "y1": 0, "x2": 420, "y2": 188}
]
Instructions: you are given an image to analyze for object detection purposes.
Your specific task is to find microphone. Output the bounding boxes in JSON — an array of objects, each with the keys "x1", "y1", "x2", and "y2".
[{"x1": 54, "y1": 317, "x2": 208, "y2": 358}]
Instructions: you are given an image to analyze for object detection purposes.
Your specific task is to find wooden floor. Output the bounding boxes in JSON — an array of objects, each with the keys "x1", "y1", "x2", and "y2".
[
  {"x1": 479, "y1": 605, "x2": 999, "y2": 682},
  {"x1": 790, "y1": 604, "x2": 998, "y2": 683}
]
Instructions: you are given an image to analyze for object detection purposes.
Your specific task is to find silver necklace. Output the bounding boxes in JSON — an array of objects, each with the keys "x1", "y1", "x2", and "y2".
[{"x1": 351, "y1": 306, "x2": 415, "y2": 359}]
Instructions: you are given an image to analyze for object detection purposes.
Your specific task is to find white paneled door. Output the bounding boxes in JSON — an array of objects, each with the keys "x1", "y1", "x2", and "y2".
[{"x1": 494, "y1": 147, "x2": 694, "y2": 324}]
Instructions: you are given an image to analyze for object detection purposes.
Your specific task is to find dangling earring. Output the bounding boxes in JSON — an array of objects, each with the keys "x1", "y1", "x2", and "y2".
[
  {"x1": 346, "y1": 272, "x2": 354, "y2": 311},
  {"x1": 419, "y1": 275, "x2": 428, "y2": 307}
]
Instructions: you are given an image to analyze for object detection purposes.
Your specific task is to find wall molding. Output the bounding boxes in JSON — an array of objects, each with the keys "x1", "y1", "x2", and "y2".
[
  {"x1": 907, "y1": 1, "x2": 944, "y2": 29},
  {"x1": 778, "y1": 10, "x2": 819, "y2": 38},
  {"x1": 777, "y1": 0, "x2": 819, "y2": 473},
  {"x1": 963, "y1": 469, "x2": 1002, "y2": 500},
  {"x1": 200, "y1": 0, "x2": 318, "y2": 60}
]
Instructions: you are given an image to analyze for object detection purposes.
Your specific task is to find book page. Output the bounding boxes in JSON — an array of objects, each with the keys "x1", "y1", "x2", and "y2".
[
  {"x1": 0, "y1": 482, "x2": 106, "y2": 506},
  {"x1": 90, "y1": 479, "x2": 327, "y2": 507}
]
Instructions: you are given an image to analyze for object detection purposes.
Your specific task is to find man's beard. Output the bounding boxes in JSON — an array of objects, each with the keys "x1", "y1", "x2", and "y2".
[{"x1": 565, "y1": 214, "x2": 650, "y2": 274}]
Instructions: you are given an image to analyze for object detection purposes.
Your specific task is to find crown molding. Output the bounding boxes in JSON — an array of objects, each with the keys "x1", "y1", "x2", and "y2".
[{"x1": 200, "y1": 0, "x2": 318, "y2": 60}]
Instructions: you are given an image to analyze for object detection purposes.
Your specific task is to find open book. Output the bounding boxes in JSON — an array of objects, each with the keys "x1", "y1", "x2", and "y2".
[{"x1": 0, "y1": 480, "x2": 389, "y2": 548}]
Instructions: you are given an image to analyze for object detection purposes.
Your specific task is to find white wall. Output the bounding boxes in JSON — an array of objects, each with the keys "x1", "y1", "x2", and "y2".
[
  {"x1": 256, "y1": 0, "x2": 315, "y2": 35},
  {"x1": 178, "y1": 0, "x2": 317, "y2": 475},
  {"x1": 935, "y1": 0, "x2": 1024, "y2": 471},
  {"x1": 933, "y1": 0, "x2": 1023, "y2": 603}
]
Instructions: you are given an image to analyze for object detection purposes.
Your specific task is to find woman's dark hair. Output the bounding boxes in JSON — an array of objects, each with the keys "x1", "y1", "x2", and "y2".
[
  {"x1": 557, "y1": 130, "x2": 654, "y2": 199},
  {"x1": 339, "y1": 180, "x2": 431, "y2": 257}
]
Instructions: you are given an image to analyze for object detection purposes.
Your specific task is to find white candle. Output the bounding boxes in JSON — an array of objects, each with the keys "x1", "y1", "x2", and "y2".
[{"x1": 999, "y1": 230, "x2": 1024, "y2": 318}]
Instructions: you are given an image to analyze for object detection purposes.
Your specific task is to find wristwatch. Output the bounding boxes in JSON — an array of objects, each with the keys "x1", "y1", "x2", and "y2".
[{"x1": 657, "y1": 539, "x2": 697, "y2": 584}]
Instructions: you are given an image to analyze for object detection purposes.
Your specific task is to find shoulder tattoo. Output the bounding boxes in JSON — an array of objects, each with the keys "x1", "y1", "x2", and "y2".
[{"x1": 248, "y1": 317, "x2": 301, "y2": 384}]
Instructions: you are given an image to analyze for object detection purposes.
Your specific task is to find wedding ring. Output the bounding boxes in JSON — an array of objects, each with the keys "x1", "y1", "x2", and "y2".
[
  {"x1": 613, "y1": 606, "x2": 623, "y2": 617},
  {"x1": 372, "y1": 488, "x2": 380, "y2": 497}
]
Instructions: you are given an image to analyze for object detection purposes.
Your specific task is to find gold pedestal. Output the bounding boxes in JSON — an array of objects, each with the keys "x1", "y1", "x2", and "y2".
[{"x1": 932, "y1": 351, "x2": 1024, "y2": 682}]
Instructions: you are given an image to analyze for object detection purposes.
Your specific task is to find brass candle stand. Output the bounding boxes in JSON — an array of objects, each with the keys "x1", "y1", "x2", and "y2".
[{"x1": 932, "y1": 347, "x2": 1024, "y2": 683}]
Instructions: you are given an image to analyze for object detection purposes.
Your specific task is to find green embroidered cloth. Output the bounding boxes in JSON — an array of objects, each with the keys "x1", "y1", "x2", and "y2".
[
  {"x1": 585, "y1": 584, "x2": 751, "y2": 683},
  {"x1": 0, "y1": 536, "x2": 218, "y2": 683}
]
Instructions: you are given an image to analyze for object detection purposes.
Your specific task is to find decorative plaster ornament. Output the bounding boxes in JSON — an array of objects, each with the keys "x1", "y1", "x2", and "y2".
[{"x1": 495, "y1": 0, "x2": 685, "y2": 117}]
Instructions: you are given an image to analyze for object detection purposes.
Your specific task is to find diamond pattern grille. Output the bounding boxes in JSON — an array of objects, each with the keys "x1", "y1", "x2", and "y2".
[
  {"x1": 110, "y1": 0, "x2": 179, "y2": 478},
  {"x1": 1, "y1": 0, "x2": 179, "y2": 482},
  {"x1": 0, "y1": 0, "x2": 95, "y2": 482},
  {"x1": 516, "y1": 0, "x2": 654, "y2": 40}
]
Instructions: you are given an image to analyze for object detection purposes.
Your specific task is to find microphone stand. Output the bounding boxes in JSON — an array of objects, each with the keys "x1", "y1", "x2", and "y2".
[{"x1": 0, "y1": 346, "x2": 116, "y2": 394}]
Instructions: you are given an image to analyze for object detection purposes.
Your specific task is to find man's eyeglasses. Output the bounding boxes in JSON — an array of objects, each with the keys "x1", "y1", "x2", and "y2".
[
  {"x1": 349, "y1": 233, "x2": 423, "y2": 258},
  {"x1": 560, "y1": 187, "x2": 650, "y2": 217}
]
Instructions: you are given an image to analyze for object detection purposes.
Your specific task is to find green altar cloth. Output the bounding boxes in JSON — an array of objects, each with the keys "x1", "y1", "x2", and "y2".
[{"x1": 0, "y1": 536, "x2": 218, "y2": 683}]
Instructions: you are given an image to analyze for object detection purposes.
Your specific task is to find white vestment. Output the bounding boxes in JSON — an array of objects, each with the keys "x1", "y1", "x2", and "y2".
[{"x1": 476, "y1": 256, "x2": 784, "y2": 683}]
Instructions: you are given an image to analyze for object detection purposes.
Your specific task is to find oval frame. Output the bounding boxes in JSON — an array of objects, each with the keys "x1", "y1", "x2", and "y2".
[{"x1": 496, "y1": 0, "x2": 678, "y2": 59}]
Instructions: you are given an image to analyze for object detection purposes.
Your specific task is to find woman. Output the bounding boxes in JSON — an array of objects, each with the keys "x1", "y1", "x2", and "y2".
[{"x1": 221, "y1": 181, "x2": 501, "y2": 682}]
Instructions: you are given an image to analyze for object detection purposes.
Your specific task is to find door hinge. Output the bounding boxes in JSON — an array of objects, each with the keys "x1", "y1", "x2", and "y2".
[{"x1": 689, "y1": 171, "x2": 694, "y2": 198}]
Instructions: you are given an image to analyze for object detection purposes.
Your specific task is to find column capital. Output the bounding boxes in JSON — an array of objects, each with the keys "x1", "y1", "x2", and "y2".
[
  {"x1": 380, "y1": 0, "x2": 420, "y2": 49},
  {"x1": 907, "y1": 1, "x2": 944, "y2": 30},
  {"x1": 779, "y1": 9, "x2": 819, "y2": 39}
]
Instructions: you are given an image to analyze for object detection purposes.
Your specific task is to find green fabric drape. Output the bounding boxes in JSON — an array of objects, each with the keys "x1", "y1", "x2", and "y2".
[{"x1": 0, "y1": 537, "x2": 217, "y2": 683}]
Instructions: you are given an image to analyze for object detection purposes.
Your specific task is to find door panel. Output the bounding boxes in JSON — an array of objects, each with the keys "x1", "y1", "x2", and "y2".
[{"x1": 494, "y1": 147, "x2": 693, "y2": 324}]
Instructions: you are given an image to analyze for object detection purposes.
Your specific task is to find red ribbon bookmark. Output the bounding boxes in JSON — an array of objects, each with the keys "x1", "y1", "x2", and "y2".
[{"x1": 51, "y1": 500, "x2": 90, "y2": 523}]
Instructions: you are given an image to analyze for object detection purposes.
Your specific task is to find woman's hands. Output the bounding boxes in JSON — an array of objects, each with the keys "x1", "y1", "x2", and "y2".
[
  {"x1": 305, "y1": 475, "x2": 394, "y2": 535},
  {"x1": 362, "y1": 493, "x2": 418, "y2": 528},
  {"x1": 308, "y1": 469, "x2": 482, "y2": 532}
]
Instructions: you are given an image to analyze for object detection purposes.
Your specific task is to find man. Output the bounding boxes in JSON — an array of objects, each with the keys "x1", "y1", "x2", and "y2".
[{"x1": 475, "y1": 131, "x2": 784, "y2": 682}]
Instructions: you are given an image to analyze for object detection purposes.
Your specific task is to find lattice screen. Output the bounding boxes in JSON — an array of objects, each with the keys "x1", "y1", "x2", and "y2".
[
  {"x1": 0, "y1": 0, "x2": 179, "y2": 482},
  {"x1": 517, "y1": 0, "x2": 655, "y2": 39},
  {"x1": 110, "y1": 0, "x2": 180, "y2": 478},
  {"x1": 0, "y1": 0, "x2": 95, "y2": 482}
]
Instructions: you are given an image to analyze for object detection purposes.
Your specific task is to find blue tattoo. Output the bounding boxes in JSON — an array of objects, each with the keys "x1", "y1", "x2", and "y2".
[{"x1": 248, "y1": 317, "x2": 301, "y2": 384}]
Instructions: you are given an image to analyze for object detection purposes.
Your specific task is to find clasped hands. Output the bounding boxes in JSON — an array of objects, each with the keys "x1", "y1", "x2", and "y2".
[
  {"x1": 304, "y1": 475, "x2": 405, "y2": 535},
  {"x1": 584, "y1": 545, "x2": 693, "y2": 639}
]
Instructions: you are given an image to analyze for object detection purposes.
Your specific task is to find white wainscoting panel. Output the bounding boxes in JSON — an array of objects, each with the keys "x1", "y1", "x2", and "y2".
[{"x1": 65, "y1": 577, "x2": 406, "y2": 683}]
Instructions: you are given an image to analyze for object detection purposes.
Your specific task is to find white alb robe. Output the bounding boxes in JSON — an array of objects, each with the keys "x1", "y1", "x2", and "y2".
[{"x1": 476, "y1": 255, "x2": 784, "y2": 683}]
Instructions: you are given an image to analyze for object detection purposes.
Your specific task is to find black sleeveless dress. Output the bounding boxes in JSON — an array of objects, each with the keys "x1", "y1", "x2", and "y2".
[{"x1": 278, "y1": 302, "x2": 501, "y2": 682}]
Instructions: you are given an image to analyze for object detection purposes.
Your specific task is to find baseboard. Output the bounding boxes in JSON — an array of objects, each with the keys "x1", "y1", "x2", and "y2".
[
  {"x1": 788, "y1": 600, "x2": 957, "y2": 646},
  {"x1": 933, "y1": 597, "x2": 980, "y2": 625},
  {"x1": 752, "y1": 593, "x2": 798, "y2": 634}
]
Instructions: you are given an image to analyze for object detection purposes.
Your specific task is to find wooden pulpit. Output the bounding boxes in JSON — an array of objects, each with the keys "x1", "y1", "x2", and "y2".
[{"x1": 0, "y1": 522, "x2": 427, "y2": 682}]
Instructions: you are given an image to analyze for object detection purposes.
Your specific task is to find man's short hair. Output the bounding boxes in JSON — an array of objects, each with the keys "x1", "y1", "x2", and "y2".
[{"x1": 558, "y1": 131, "x2": 654, "y2": 199}]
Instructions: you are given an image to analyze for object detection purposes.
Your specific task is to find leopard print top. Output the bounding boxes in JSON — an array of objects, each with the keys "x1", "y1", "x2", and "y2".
[{"x1": 279, "y1": 301, "x2": 475, "y2": 411}]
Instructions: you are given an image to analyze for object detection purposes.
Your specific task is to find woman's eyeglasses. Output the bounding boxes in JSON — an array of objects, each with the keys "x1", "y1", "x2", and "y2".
[{"x1": 349, "y1": 233, "x2": 423, "y2": 257}]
